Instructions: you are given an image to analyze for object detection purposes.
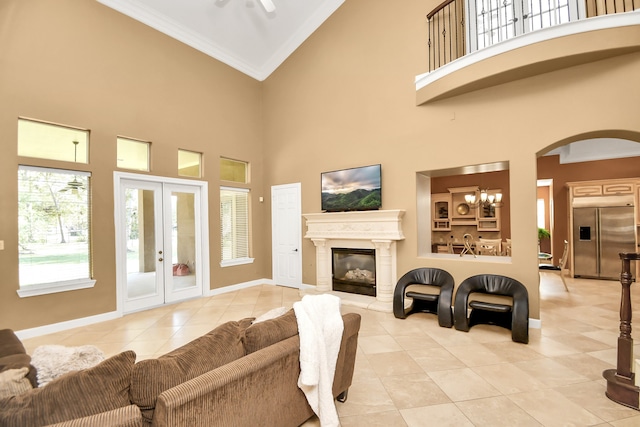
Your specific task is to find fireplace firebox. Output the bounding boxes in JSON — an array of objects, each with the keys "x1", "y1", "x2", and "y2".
[{"x1": 332, "y1": 248, "x2": 376, "y2": 297}]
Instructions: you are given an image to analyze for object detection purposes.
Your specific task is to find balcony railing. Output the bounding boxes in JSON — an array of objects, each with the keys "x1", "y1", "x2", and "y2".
[{"x1": 427, "y1": 0, "x2": 638, "y2": 72}]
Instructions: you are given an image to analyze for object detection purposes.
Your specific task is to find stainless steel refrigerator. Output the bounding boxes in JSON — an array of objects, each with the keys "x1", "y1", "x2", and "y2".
[{"x1": 573, "y1": 196, "x2": 636, "y2": 280}]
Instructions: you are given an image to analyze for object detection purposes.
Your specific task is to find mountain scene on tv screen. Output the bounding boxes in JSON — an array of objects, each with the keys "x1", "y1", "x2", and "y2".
[
  {"x1": 322, "y1": 188, "x2": 381, "y2": 211},
  {"x1": 321, "y1": 165, "x2": 381, "y2": 211}
]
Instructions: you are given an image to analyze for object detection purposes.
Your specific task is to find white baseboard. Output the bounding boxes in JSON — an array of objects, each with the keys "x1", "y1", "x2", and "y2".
[
  {"x1": 206, "y1": 278, "x2": 276, "y2": 296},
  {"x1": 529, "y1": 318, "x2": 542, "y2": 329},
  {"x1": 16, "y1": 279, "x2": 277, "y2": 339},
  {"x1": 15, "y1": 311, "x2": 121, "y2": 340}
]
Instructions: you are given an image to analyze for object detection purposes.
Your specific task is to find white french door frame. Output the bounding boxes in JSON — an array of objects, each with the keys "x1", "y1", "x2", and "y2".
[{"x1": 113, "y1": 172, "x2": 210, "y2": 314}]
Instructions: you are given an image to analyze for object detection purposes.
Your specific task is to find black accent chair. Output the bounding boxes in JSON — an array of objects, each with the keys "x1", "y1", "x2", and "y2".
[
  {"x1": 453, "y1": 274, "x2": 529, "y2": 343},
  {"x1": 393, "y1": 268, "x2": 454, "y2": 328}
]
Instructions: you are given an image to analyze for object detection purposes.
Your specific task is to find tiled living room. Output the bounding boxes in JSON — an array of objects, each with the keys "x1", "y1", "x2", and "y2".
[{"x1": 19, "y1": 272, "x2": 640, "y2": 426}]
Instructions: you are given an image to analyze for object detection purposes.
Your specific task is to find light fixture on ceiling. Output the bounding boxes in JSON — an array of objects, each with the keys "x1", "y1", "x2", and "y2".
[
  {"x1": 240, "y1": 0, "x2": 275, "y2": 12},
  {"x1": 258, "y1": 0, "x2": 275, "y2": 12},
  {"x1": 464, "y1": 188, "x2": 502, "y2": 208}
]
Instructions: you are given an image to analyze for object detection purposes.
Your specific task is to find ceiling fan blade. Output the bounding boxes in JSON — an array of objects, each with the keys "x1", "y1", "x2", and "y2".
[{"x1": 259, "y1": 0, "x2": 275, "y2": 12}]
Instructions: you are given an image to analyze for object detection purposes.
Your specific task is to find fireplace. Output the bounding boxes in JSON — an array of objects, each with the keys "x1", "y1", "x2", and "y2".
[
  {"x1": 332, "y1": 248, "x2": 376, "y2": 297},
  {"x1": 303, "y1": 210, "x2": 405, "y2": 312}
]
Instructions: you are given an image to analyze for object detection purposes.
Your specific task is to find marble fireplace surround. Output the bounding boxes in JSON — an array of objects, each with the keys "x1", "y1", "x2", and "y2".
[{"x1": 302, "y1": 210, "x2": 405, "y2": 312}]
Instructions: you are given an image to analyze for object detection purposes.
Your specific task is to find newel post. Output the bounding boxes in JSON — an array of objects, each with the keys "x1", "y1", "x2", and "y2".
[{"x1": 603, "y1": 252, "x2": 640, "y2": 409}]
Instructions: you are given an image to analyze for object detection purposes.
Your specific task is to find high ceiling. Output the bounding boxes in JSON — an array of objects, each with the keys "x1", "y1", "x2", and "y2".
[{"x1": 97, "y1": 0, "x2": 345, "y2": 81}]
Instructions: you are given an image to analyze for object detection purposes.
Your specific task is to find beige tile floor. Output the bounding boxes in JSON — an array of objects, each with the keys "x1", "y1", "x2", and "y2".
[{"x1": 21, "y1": 271, "x2": 640, "y2": 426}]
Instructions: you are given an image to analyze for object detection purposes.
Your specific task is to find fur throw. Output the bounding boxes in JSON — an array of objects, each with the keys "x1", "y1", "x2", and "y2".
[{"x1": 31, "y1": 345, "x2": 105, "y2": 387}]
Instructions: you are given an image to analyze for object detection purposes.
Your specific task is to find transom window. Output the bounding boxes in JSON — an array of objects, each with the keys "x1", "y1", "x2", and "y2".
[
  {"x1": 220, "y1": 158, "x2": 248, "y2": 183},
  {"x1": 117, "y1": 137, "x2": 150, "y2": 172},
  {"x1": 18, "y1": 118, "x2": 89, "y2": 164},
  {"x1": 179, "y1": 149, "x2": 202, "y2": 178}
]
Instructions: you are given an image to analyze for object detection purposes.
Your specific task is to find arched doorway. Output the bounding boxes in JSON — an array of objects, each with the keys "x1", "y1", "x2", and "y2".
[{"x1": 536, "y1": 135, "x2": 640, "y2": 281}]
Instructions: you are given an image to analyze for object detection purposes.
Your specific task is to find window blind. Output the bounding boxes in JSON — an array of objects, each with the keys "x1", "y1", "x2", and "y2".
[{"x1": 220, "y1": 187, "x2": 249, "y2": 261}]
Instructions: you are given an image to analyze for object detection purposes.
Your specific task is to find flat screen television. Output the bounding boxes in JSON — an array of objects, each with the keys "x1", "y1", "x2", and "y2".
[{"x1": 321, "y1": 164, "x2": 382, "y2": 212}]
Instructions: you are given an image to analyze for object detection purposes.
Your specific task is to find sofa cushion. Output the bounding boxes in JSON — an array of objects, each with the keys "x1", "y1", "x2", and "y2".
[
  {"x1": 0, "y1": 367, "x2": 32, "y2": 399},
  {"x1": 243, "y1": 308, "x2": 299, "y2": 354},
  {"x1": 0, "y1": 350, "x2": 136, "y2": 426},
  {"x1": 129, "y1": 320, "x2": 250, "y2": 422}
]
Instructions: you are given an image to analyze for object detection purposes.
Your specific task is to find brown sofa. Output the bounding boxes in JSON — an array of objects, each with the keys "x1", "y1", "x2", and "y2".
[{"x1": 0, "y1": 310, "x2": 361, "y2": 427}]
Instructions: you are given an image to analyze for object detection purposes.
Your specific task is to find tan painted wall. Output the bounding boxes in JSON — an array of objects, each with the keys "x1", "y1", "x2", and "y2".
[
  {"x1": 262, "y1": 0, "x2": 640, "y2": 319},
  {"x1": 0, "y1": 0, "x2": 268, "y2": 330}
]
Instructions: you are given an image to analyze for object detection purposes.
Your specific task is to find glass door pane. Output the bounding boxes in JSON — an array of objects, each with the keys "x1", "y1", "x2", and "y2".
[
  {"x1": 164, "y1": 184, "x2": 202, "y2": 303},
  {"x1": 122, "y1": 181, "x2": 164, "y2": 312}
]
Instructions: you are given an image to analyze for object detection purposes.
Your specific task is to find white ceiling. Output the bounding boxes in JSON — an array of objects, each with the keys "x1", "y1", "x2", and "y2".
[
  {"x1": 546, "y1": 139, "x2": 640, "y2": 163},
  {"x1": 97, "y1": 0, "x2": 345, "y2": 81}
]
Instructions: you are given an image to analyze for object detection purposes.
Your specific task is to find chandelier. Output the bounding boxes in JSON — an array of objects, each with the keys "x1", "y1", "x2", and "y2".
[{"x1": 464, "y1": 188, "x2": 502, "y2": 207}]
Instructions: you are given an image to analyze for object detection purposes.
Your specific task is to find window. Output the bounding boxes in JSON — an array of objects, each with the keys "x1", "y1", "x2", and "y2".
[
  {"x1": 18, "y1": 118, "x2": 89, "y2": 163},
  {"x1": 220, "y1": 158, "x2": 248, "y2": 183},
  {"x1": 178, "y1": 149, "x2": 202, "y2": 178},
  {"x1": 468, "y1": 0, "x2": 579, "y2": 52},
  {"x1": 117, "y1": 137, "x2": 150, "y2": 171},
  {"x1": 537, "y1": 198, "x2": 546, "y2": 229},
  {"x1": 17, "y1": 166, "x2": 95, "y2": 296},
  {"x1": 220, "y1": 187, "x2": 253, "y2": 266}
]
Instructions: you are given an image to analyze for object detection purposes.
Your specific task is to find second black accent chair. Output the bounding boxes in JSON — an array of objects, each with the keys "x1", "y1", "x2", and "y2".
[
  {"x1": 393, "y1": 268, "x2": 454, "y2": 328},
  {"x1": 453, "y1": 274, "x2": 529, "y2": 344}
]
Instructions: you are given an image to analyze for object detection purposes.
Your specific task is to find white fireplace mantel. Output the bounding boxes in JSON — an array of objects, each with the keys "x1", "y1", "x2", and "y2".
[{"x1": 302, "y1": 210, "x2": 405, "y2": 312}]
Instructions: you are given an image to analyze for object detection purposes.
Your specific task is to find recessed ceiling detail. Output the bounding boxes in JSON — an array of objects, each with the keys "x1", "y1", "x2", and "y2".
[{"x1": 97, "y1": 0, "x2": 345, "y2": 81}]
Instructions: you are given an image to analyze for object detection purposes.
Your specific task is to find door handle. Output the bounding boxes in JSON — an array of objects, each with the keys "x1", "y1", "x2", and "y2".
[{"x1": 293, "y1": 248, "x2": 298, "y2": 252}]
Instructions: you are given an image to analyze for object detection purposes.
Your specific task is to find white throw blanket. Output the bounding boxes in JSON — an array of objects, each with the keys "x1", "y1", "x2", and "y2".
[{"x1": 293, "y1": 294, "x2": 344, "y2": 427}]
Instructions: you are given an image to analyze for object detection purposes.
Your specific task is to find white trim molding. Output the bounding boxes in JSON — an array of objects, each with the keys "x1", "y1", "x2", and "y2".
[
  {"x1": 17, "y1": 279, "x2": 97, "y2": 298},
  {"x1": 15, "y1": 310, "x2": 120, "y2": 340}
]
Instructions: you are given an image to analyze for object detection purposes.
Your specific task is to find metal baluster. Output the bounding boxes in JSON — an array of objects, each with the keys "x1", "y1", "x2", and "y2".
[{"x1": 428, "y1": 17, "x2": 433, "y2": 72}]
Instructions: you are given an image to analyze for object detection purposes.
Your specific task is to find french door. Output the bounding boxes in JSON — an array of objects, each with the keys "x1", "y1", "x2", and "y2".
[{"x1": 115, "y1": 173, "x2": 209, "y2": 313}]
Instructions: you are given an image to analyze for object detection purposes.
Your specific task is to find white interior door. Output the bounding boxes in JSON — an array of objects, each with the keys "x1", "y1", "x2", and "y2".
[
  {"x1": 271, "y1": 183, "x2": 302, "y2": 287},
  {"x1": 115, "y1": 174, "x2": 208, "y2": 313}
]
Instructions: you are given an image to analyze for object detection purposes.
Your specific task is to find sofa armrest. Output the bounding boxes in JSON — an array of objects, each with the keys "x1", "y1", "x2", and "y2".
[
  {"x1": 332, "y1": 312, "x2": 361, "y2": 399},
  {"x1": 152, "y1": 336, "x2": 313, "y2": 427},
  {"x1": 44, "y1": 405, "x2": 145, "y2": 427}
]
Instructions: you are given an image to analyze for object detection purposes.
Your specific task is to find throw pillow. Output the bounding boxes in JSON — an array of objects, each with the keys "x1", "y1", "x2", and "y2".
[
  {"x1": 0, "y1": 368, "x2": 32, "y2": 399},
  {"x1": 31, "y1": 344, "x2": 105, "y2": 387},
  {"x1": 0, "y1": 329, "x2": 27, "y2": 359},
  {"x1": 253, "y1": 306, "x2": 289, "y2": 324},
  {"x1": 243, "y1": 308, "x2": 299, "y2": 354},
  {"x1": 130, "y1": 320, "x2": 249, "y2": 422},
  {"x1": 0, "y1": 350, "x2": 136, "y2": 426}
]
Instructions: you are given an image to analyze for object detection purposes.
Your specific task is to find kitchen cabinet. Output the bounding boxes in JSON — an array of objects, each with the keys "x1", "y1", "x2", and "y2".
[
  {"x1": 449, "y1": 186, "x2": 478, "y2": 226},
  {"x1": 477, "y1": 189, "x2": 502, "y2": 231},
  {"x1": 431, "y1": 193, "x2": 451, "y2": 230}
]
